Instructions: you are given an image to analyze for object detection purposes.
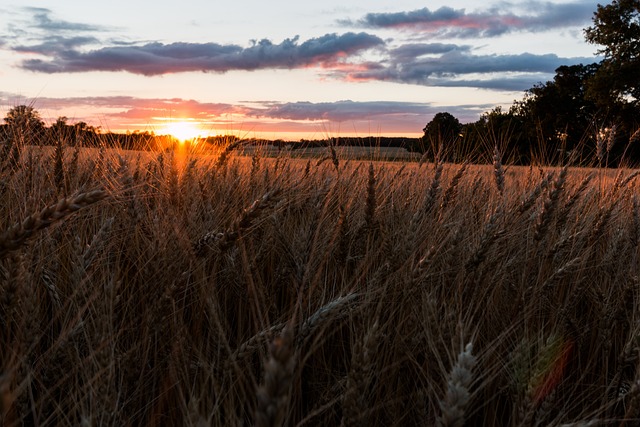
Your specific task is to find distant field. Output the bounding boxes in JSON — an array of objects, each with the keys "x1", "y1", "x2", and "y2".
[
  {"x1": 238, "y1": 144, "x2": 422, "y2": 161},
  {"x1": 2, "y1": 139, "x2": 640, "y2": 425}
]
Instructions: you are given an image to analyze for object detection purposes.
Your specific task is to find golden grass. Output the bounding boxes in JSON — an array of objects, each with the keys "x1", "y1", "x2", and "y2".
[{"x1": 1, "y1": 135, "x2": 640, "y2": 426}]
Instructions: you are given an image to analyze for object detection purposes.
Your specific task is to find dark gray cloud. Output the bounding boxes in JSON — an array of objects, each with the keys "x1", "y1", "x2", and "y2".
[
  {"x1": 389, "y1": 43, "x2": 472, "y2": 61},
  {"x1": 345, "y1": 2, "x2": 597, "y2": 38},
  {"x1": 17, "y1": 33, "x2": 384, "y2": 75},
  {"x1": 6, "y1": 8, "x2": 383, "y2": 76},
  {"x1": 338, "y1": 50, "x2": 596, "y2": 90}
]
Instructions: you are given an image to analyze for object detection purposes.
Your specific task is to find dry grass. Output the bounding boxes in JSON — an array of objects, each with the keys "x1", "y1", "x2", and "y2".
[{"x1": 1, "y1": 133, "x2": 639, "y2": 426}]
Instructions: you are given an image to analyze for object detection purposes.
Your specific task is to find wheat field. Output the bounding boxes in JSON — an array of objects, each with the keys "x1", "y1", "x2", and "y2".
[{"x1": 1, "y1": 135, "x2": 640, "y2": 426}]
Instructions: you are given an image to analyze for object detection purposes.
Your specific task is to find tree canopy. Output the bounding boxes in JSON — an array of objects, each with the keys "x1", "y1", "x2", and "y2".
[
  {"x1": 421, "y1": 112, "x2": 463, "y2": 159},
  {"x1": 584, "y1": 0, "x2": 640, "y2": 106}
]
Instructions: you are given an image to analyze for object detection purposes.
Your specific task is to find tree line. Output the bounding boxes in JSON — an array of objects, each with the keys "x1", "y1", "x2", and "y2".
[
  {"x1": 0, "y1": 108, "x2": 177, "y2": 151},
  {"x1": 422, "y1": 0, "x2": 640, "y2": 166}
]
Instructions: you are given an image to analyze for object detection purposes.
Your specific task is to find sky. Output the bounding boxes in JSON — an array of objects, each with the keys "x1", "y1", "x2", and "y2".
[{"x1": 0, "y1": 1, "x2": 602, "y2": 140}]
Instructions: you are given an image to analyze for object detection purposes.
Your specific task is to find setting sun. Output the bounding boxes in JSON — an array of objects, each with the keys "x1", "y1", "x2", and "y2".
[{"x1": 163, "y1": 121, "x2": 202, "y2": 141}]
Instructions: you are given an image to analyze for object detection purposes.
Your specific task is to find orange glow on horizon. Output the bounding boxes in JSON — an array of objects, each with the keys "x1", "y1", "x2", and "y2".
[{"x1": 162, "y1": 121, "x2": 204, "y2": 141}]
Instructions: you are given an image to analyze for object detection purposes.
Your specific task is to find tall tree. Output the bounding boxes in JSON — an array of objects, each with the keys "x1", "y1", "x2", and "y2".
[
  {"x1": 513, "y1": 64, "x2": 600, "y2": 152},
  {"x1": 584, "y1": 0, "x2": 640, "y2": 106},
  {"x1": 584, "y1": 1, "x2": 640, "y2": 164}
]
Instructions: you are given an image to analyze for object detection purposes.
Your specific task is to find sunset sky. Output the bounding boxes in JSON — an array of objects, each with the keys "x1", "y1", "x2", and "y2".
[{"x1": 0, "y1": 1, "x2": 601, "y2": 140}]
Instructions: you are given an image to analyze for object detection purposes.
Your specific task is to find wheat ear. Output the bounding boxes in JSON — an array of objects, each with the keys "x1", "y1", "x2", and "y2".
[
  {"x1": 423, "y1": 160, "x2": 444, "y2": 213},
  {"x1": 342, "y1": 322, "x2": 379, "y2": 427},
  {"x1": 616, "y1": 170, "x2": 640, "y2": 191},
  {"x1": 518, "y1": 171, "x2": 554, "y2": 216},
  {"x1": 215, "y1": 139, "x2": 243, "y2": 169},
  {"x1": 297, "y1": 293, "x2": 359, "y2": 346},
  {"x1": 554, "y1": 172, "x2": 594, "y2": 231},
  {"x1": 195, "y1": 188, "x2": 281, "y2": 255},
  {"x1": 465, "y1": 208, "x2": 503, "y2": 273},
  {"x1": 255, "y1": 326, "x2": 296, "y2": 427},
  {"x1": 437, "y1": 342, "x2": 476, "y2": 427},
  {"x1": 441, "y1": 162, "x2": 468, "y2": 209},
  {"x1": 0, "y1": 189, "x2": 106, "y2": 258},
  {"x1": 534, "y1": 166, "x2": 567, "y2": 242}
]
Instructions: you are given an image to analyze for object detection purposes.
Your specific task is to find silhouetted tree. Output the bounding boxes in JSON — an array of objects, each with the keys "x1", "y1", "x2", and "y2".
[
  {"x1": 3, "y1": 105, "x2": 46, "y2": 143},
  {"x1": 512, "y1": 64, "x2": 601, "y2": 162},
  {"x1": 421, "y1": 112, "x2": 463, "y2": 159}
]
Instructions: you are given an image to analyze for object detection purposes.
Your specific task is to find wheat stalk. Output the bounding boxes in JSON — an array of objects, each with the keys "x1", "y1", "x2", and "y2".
[
  {"x1": 493, "y1": 146, "x2": 505, "y2": 195},
  {"x1": 52, "y1": 139, "x2": 65, "y2": 194},
  {"x1": 329, "y1": 140, "x2": 340, "y2": 173},
  {"x1": 364, "y1": 163, "x2": 377, "y2": 229},
  {"x1": 607, "y1": 124, "x2": 617, "y2": 155}
]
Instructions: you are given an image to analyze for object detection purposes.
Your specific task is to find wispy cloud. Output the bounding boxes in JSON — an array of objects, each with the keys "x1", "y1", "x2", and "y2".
[
  {"x1": 248, "y1": 100, "x2": 435, "y2": 122},
  {"x1": 343, "y1": 1, "x2": 597, "y2": 38},
  {"x1": 24, "y1": 6, "x2": 108, "y2": 33},
  {"x1": 0, "y1": 92, "x2": 244, "y2": 123}
]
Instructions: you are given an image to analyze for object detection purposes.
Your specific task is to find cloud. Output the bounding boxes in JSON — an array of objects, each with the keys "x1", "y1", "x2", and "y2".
[
  {"x1": 337, "y1": 50, "x2": 596, "y2": 90},
  {"x1": 16, "y1": 33, "x2": 384, "y2": 75},
  {"x1": 345, "y1": 2, "x2": 597, "y2": 38},
  {"x1": 244, "y1": 100, "x2": 494, "y2": 126},
  {"x1": 13, "y1": 36, "x2": 100, "y2": 55},
  {"x1": 24, "y1": 7, "x2": 107, "y2": 32},
  {"x1": 247, "y1": 100, "x2": 433, "y2": 122}
]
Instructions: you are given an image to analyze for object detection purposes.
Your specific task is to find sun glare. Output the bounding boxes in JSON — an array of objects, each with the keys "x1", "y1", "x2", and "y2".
[{"x1": 164, "y1": 121, "x2": 202, "y2": 141}]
